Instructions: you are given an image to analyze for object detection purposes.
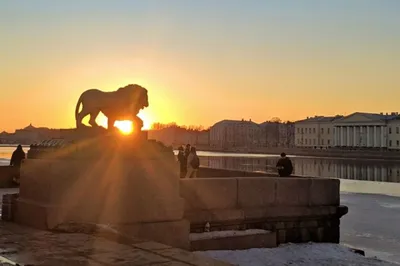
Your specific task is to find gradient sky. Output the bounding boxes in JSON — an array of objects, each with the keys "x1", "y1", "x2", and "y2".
[{"x1": 1, "y1": 0, "x2": 400, "y2": 132}]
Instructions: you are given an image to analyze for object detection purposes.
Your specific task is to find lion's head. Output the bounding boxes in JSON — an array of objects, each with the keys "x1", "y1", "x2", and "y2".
[{"x1": 117, "y1": 84, "x2": 149, "y2": 113}]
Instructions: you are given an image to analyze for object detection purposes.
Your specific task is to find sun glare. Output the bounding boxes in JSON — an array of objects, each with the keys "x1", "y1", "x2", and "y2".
[
  {"x1": 114, "y1": 121, "x2": 133, "y2": 135},
  {"x1": 95, "y1": 112, "x2": 152, "y2": 134}
]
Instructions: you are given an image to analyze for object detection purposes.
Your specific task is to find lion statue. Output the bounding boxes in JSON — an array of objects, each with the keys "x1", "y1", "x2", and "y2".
[{"x1": 75, "y1": 84, "x2": 149, "y2": 131}]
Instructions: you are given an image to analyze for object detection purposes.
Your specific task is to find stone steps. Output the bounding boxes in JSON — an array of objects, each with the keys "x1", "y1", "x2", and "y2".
[{"x1": 190, "y1": 229, "x2": 277, "y2": 251}]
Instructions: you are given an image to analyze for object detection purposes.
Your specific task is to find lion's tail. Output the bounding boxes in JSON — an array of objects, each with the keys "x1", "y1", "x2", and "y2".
[{"x1": 75, "y1": 93, "x2": 83, "y2": 127}]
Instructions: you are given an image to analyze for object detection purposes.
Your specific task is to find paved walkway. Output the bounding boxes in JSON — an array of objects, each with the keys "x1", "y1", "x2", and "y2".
[{"x1": 0, "y1": 222, "x2": 231, "y2": 265}]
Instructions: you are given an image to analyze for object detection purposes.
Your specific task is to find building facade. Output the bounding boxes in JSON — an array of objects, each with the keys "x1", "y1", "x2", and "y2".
[
  {"x1": 295, "y1": 112, "x2": 400, "y2": 150},
  {"x1": 279, "y1": 122, "x2": 295, "y2": 147},
  {"x1": 333, "y1": 112, "x2": 400, "y2": 149},
  {"x1": 295, "y1": 116, "x2": 342, "y2": 148},
  {"x1": 259, "y1": 122, "x2": 279, "y2": 147},
  {"x1": 209, "y1": 119, "x2": 261, "y2": 150}
]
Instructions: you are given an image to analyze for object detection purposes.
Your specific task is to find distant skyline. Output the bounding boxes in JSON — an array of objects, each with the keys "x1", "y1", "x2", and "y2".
[{"x1": 1, "y1": 1, "x2": 400, "y2": 132}]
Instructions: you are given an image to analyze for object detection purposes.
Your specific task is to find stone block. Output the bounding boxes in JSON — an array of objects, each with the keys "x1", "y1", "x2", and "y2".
[
  {"x1": 180, "y1": 178, "x2": 238, "y2": 210},
  {"x1": 277, "y1": 230, "x2": 286, "y2": 244},
  {"x1": 18, "y1": 158, "x2": 184, "y2": 225},
  {"x1": 190, "y1": 230, "x2": 277, "y2": 251},
  {"x1": 243, "y1": 206, "x2": 336, "y2": 220},
  {"x1": 284, "y1": 228, "x2": 302, "y2": 243},
  {"x1": 184, "y1": 209, "x2": 244, "y2": 224},
  {"x1": 237, "y1": 177, "x2": 276, "y2": 208},
  {"x1": 116, "y1": 220, "x2": 190, "y2": 250},
  {"x1": 300, "y1": 228, "x2": 311, "y2": 242},
  {"x1": 299, "y1": 220, "x2": 319, "y2": 228},
  {"x1": 309, "y1": 178, "x2": 340, "y2": 206},
  {"x1": 0, "y1": 166, "x2": 18, "y2": 188},
  {"x1": 276, "y1": 178, "x2": 311, "y2": 206}
]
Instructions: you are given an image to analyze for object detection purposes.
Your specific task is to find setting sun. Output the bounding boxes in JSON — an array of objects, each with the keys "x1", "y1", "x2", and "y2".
[
  {"x1": 114, "y1": 121, "x2": 133, "y2": 135},
  {"x1": 94, "y1": 112, "x2": 152, "y2": 134}
]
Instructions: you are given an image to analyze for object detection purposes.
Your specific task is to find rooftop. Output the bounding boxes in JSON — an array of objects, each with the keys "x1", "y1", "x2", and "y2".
[
  {"x1": 211, "y1": 119, "x2": 259, "y2": 127},
  {"x1": 295, "y1": 115, "x2": 344, "y2": 124}
]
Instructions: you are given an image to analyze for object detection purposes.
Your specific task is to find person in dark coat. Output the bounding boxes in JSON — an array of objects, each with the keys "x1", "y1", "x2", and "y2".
[
  {"x1": 276, "y1": 152, "x2": 293, "y2": 177},
  {"x1": 177, "y1": 146, "x2": 187, "y2": 178},
  {"x1": 184, "y1": 144, "x2": 191, "y2": 158},
  {"x1": 10, "y1": 145, "x2": 25, "y2": 185},
  {"x1": 10, "y1": 145, "x2": 25, "y2": 168}
]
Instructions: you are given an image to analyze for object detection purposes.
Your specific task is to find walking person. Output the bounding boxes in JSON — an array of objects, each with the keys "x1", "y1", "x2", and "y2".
[
  {"x1": 186, "y1": 147, "x2": 200, "y2": 178},
  {"x1": 276, "y1": 152, "x2": 293, "y2": 177},
  {"x1": 177, "y1": 146, "x2": 187, "y2": 178}
]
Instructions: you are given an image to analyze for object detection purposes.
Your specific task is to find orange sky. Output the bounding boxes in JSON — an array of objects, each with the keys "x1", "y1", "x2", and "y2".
[{"x1": 1, "y1": 1, "x2": 400, "y2": 132}]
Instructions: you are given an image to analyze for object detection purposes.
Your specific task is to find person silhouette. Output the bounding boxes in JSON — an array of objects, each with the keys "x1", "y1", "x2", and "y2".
[
  {"x1": 10, "y1": 145, "x2": 26, "y2": 184},
  {"x1": 10, "y1": 145, "x2": 25, "y2": 168},
  {"x1": 276, "y1": 152, "x2": 293, "y2": 177},
  {"x1": 177, "y1": 146, "x2": 187, "y2": 178}
]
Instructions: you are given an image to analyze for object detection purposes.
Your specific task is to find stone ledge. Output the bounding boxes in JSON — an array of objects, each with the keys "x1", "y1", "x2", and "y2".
[{"x1": 190, "y1": 230, "x2": 277, "y2": 251}]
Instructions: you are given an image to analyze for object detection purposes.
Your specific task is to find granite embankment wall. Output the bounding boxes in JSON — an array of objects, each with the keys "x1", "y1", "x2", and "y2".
[
  {"x1": 1, "y1": 162, "x2": 347, "y2": 249},
  {"x1": 0, "y1": 166, "x2": 17, "y2": 188},
  {"x1": 180, "y1": 176, "x2": 347, "y2": 245}
]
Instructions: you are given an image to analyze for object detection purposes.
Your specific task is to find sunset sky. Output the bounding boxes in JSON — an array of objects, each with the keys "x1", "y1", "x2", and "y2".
[{"x1": 1, "y1": 1, "x2": 399, "y2": 132}]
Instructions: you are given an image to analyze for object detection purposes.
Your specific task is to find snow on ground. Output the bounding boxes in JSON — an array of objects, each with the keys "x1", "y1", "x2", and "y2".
[{"x1": 196, "y1": 243, "x2": 397, "y2": 266}]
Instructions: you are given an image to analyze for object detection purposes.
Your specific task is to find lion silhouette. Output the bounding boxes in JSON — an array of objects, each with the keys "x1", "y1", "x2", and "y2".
[{"x1": 75, "y1": 84, "x2": 149, "y2": 131}]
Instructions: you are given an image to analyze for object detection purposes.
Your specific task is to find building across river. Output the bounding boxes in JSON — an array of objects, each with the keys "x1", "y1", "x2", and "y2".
[{"x1": 295, "y1": 112, "x2": 400, "y2": 150}]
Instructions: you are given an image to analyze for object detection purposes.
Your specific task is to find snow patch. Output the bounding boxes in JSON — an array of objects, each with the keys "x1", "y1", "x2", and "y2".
[
  {"x1": 380, "y1": 203, "x2": 400, "y2": 209},
  {"x1": 196, "y1": 243, "x2": 396, "y2": 266},
  {"x1": 190, "y1": 229, "x2": 269, "y2": 241}
]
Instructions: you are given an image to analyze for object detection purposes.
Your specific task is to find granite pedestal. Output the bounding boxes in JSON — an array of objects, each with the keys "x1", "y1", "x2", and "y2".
[{"x1": 15, "y1": 130, "x2": 189, "y2": 249}]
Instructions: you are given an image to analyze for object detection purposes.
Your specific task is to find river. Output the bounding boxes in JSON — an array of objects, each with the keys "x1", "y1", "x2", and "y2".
[{"x1": 2, "y1": 146, "x2": 400, "y2": 183}]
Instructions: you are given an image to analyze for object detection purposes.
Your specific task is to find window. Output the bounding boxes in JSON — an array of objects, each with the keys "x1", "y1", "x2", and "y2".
[
  {"x1": 328, "y1": 140, "x2": 331, "y2": 145},
  {"x1": 313, "y1": 139, "x2": 316, "y2": 145},
  {"x1": 321, "y1": 128, "x2": 324, "y2": 134},
  {"x1": 321, "y1": 139, "x2": 324, "y2": 145},
  {"x1": 389, "y1": 140, "x2": 392, "y2": 146},
  {"x1": 328, "y1": 128, "x2": 330, "y2": 134},
  {"x1": 397, "y1": 127, "x2": 399, "y2": 134},
  {"x1": 397, "y1": 140, "x2": 399, "y2": 147},
  {"x1": 305, "y1": 139, "x2": 308, "y2": 144},
  {"x1": 309, "y1": 128, "x2": 311, "y2": 134},
  {"x1": 389, "y1": 127, "x2": 392, "y2": 134},
  {"x1": 301, "y1": 128, "x2": 304, "y2": 134},
  {"x1": 313, "y1": 128, "x2": 316, "y2": 134},
  {"x1": 297, "y1": 128, "x2": 300, "y2": 134}
]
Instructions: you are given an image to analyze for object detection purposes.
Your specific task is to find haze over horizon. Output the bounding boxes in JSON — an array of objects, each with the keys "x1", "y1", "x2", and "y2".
[{"x1": 1, "y1": 1, "x2": 399, "y2": 132}]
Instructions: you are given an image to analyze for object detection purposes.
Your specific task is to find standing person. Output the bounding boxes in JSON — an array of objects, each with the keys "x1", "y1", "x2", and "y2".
[
  {"x1": 276, "y1": 152, "x2": 293, "y2": 177},
  {"x1": 177, "y1": 146, "x2": 187, "y2": 178},
  {"x1": 186, "y1": 147, "x2": 200, "y2": 178},
  {"x1": 10, "y1": 145, "x2": 26, "y2": 184},
  {"x1": 10, "y1": 145, "x2": 25, "y2": 168},
  {"x1": 184, "y1": 144, "x2": 191, "y2": 158}
]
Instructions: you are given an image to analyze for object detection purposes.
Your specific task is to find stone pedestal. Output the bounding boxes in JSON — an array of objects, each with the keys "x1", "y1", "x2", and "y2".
[{"x1": 15, "y1": 131, "x2": 189, "y2": 249}]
